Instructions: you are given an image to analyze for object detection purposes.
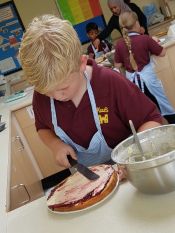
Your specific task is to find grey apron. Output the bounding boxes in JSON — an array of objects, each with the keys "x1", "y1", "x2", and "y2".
[{"x1": 50, "y1": 72, "x2": 112, "y2": 166}]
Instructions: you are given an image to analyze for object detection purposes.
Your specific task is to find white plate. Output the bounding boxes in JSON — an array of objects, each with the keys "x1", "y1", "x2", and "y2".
[{"x1": 47, "y1": 175, "x2": 119, "y2": 214}]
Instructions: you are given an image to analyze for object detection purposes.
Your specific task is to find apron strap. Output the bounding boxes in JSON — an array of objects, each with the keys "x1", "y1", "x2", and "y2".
[
  {"x1": 50, "y1": 71, "x2": 103, "y2": 141},
  {"x1": 84, "y1": 71, "x2": 102, "y2": 133},
  {"x1": 130, "y1": 72, "x2": 145, "y2": 93}
]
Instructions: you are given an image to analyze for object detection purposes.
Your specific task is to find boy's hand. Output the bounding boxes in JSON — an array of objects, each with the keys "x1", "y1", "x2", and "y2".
[
  {"x1": 113, "y1": 165, "x2": 127, "y2": 181},
  {"x1": 93, "y1": 38, "x2": 100, "y2": 50},
  {"x1": 52, "y1": 140, "x2": 77, "y2": 168},
  {"x1": 152, "y1": 36, "x2": 160, "y2": 43}
]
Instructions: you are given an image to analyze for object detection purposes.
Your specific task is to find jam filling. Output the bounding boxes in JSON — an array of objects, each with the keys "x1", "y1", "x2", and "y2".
[
  {"x1": 48, "y1": 173, "x2": 113, "y2": 211},
  {"x1": 47, "y1": 179, "x2": 67, "y2": 200}
]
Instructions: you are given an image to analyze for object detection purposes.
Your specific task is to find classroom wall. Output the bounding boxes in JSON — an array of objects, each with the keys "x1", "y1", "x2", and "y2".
[
  {"x1": 0, "y1": 0, "x2": 60, "y2": 28},
  {"x1": 0, "y1": 0, "x2": 162, "y2": 50},
  {"x1": 99, "y1": 0, "x2": 161, "y2": 41},
  {"x1": 0, "y1": 0, "x2": 162, "y2": 30},
  {"x1": 100, "y1": 0, "x2": 160, "y2": 22}
]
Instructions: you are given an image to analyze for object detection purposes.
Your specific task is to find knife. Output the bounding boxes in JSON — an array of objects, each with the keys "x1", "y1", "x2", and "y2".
[{"x1": 67, "y1": 155, "x2": 99, "y2": 180}]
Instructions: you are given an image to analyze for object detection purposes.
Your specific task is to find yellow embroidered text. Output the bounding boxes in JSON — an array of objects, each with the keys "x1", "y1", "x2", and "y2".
[{"x1": 97, "y1": 107, "x2": 109, "y2": 124}]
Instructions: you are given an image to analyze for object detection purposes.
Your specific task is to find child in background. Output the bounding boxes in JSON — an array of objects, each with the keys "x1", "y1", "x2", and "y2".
[
  {"x1": 114, "y1": 11, "x2": 175, "y2": 124},
  {"x1": 19, "y1": 15, "x2": 162, "y2": 168},
  {"x1": 86, "y1": 22, "x2": 112, "y2": 59},
  {"x1": 93, "y1": 0, "x2": 148, "y2": 51}
]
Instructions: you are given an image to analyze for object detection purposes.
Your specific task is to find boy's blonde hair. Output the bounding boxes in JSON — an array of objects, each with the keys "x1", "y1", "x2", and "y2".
[
  {"x1": 19, "y1": 14, "x2": 82, "y2": 94},
  {"x1": 119, "y1": 11, "x2": 138, "y2": 71}
]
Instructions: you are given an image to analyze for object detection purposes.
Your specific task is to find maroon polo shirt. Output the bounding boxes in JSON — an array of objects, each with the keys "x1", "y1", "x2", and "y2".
[
  {"x1": 114, "y1": 34, "x2": 163, "y2": 72},
  {"x1": 33, "y1": 59, "x2": 162, "y2": 149}
]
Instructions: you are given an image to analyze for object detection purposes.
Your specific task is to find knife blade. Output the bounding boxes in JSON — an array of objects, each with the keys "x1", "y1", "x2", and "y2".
[{"x1": 67, "y1": 155, "x2": 99, "y2": 180}]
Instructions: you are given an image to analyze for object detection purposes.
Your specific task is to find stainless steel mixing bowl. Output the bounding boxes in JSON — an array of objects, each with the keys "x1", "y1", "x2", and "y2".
[{"x1": 111, "y1": 125, "x2": 175, "y2": 194}]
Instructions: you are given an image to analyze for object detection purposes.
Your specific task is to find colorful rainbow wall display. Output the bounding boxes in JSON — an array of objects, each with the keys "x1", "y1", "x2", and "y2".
[{"x1": 56, "y1": 0, "x2": 106, "y2": 44}]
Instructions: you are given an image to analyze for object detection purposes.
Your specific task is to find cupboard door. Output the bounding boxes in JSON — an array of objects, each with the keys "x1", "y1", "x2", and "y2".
[
  {"x1": 152, "y1": 54, "x2": 169, "y2": 73},
  {"x1": 23, "y1": 124, "x2": 64, "y2": 177},
  {"x1": 156, "y1": 67, "x2": 175, "y2": 109},
  {"x1": 167, "y1": 46, "x2": 175, "y2": 81},
  {"x1": 14, "y1": 106, "x2": 65, "y2": 178},
  {"x1": 10, "y1": 121, "x2": 43, "y2": 211},
  {"x1": 14, "y1": 105, "x2": 34, "y2": 129}
]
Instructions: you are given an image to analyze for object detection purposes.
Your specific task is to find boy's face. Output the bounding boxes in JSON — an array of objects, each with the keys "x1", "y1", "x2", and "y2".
[
  {"x1": 45, "y1": 55, "x2": 87, "y2": 102},
  {"x1": 87, "y1": 29, "x2": 98, "y2": 41},
  {"x1": 46, "y1": 72, "x2": 81, "y2": 102}
]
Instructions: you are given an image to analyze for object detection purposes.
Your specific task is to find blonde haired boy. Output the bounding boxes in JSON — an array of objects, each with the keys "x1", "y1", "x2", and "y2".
[
  {"x1": 20, "y1": 15, "x2": 82, "y2": 94},
  {"x1": 20, "y1": 15, "x2": 162, "y2": 168}
]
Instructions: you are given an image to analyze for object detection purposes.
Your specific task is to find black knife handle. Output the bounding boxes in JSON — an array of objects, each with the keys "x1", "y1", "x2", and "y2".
[{"x1": 67, "y1": 155, "x2": 77, "y2": 167}]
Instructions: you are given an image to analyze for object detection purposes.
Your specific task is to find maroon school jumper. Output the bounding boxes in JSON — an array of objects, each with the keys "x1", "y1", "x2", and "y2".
[
  {"x1": 114, "y1": 34, "x2": 163, "y2": 72},
  {"x1": 33, "y1": 59, "x2": 162, "y2": 149}
]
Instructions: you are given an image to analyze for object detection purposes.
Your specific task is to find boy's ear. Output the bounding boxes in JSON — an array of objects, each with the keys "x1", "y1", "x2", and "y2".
[{"x1": 80, "y1": 55, "x2": 88, "y2": 72}]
